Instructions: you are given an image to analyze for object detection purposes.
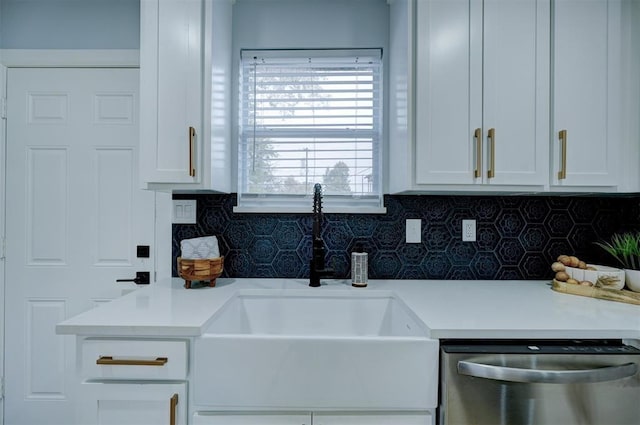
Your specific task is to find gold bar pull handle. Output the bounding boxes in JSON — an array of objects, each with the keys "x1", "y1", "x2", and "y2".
[
  {"x1": 558, "y1": 129, "x2": 567, "y2": 180},
  {"x1": 96, "y1": 356, "x2": 168, "y2": 366},
  {"x1": 188, "y1": 126, "x2": 196, "y2": 177},
  {"x1": 169, "y1": 393, "x2": 179, "y2": 425},
  {"x1": 473, "y1": 128, "x2": 482, "y2": 178},
  {"x1": 487, "y1": 128, "x2": 495, "y2": 179}
]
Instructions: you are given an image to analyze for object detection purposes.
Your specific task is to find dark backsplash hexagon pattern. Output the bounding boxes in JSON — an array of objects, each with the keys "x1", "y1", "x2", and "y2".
[{"x1": 172, "y1": 194, "x2": 640, "y2": 280}]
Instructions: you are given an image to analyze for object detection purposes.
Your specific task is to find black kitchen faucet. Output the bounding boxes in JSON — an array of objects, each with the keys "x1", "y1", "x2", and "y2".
[{"x1": 309, "y1": 183, "x2": 334, "y2": 287}]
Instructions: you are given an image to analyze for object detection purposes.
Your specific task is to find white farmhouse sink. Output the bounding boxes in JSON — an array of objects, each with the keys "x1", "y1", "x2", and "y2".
[{"x1": 193, "y1": 289, "x2": 439, "y2": 410}]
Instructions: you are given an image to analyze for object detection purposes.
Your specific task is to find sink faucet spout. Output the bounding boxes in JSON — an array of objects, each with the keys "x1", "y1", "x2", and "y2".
[{"x1": 310, "y1": 183, "x2": 334, "y2": 287}]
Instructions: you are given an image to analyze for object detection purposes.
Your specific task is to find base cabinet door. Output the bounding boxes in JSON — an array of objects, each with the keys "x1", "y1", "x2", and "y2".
[
  {"x1": 193, "y1": 412, "x2": 310, "y2": 425},
  {"x1": 313, "y1": 412, "x2": 433, "y2": 425},
  {"x1": 192, "y1": 412, "x2": 432, "y2": 425},
  {"x1": 79, "y1": 382, "x2": 187, "y2": 425}
]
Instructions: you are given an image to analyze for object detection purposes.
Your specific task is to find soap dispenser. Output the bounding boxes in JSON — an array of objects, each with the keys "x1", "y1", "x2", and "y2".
[{"x1": 351, "y1": 244, "x2": 368, "y2": 287}]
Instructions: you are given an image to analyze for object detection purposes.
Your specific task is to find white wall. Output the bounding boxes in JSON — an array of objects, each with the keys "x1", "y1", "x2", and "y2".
[
  {"x1": 0, "y1": 0, "x2": 139, "y2": 49},
  {"x1": 230, "y1": 0, "x2": 390, "y2": 192}
]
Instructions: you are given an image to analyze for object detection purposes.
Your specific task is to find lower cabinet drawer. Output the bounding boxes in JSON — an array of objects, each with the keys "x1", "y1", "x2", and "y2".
[
  {"x1": 79, "y1": 382, "x2": 187, "y2": 425},
  {"x1": 81, "y1": 338, "x2": 188, "y2": 380}
]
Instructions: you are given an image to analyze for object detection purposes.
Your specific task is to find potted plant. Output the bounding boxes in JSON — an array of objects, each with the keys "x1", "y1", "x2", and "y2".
[{"x1": 595, "y1": 232, "x2": 640, "y2": 292}]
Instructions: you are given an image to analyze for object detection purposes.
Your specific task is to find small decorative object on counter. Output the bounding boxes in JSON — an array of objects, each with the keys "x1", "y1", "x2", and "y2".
[
  {"x1": 552, "y1": 254, "x2": 624, "y2": 289},
  {"x1": 180, "y1": 235, "x2": 220, "y2": 259},
  {"x1": 351, "y1": 252, "x2": 368, "y2": 287},
  {"x1": 552, "y1": 279, "x2": 640, "y2": 306},
  {"x1": 595, "y1": 232, "x2": 640, "y2": 292},
  {"x1": 550, "y1": 254, "x2": 639, "y2": 305},
  {"x1": 178, "y1": 235, "x2": 223, "y2": 288},
  {"x1": 177, "y1": 257, "x2": 224, "y2": 288}
]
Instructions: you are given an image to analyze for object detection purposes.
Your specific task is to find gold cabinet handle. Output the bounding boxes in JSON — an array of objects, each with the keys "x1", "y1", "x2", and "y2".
[
  {"x1": 474, "y1": 128, "x2": 482, "y2": 178},
  {"x1": 487, "y1": 128, "x2": 495, "y2": 178},
  {"x1": 189, "y1": 126, "x2": 196, "y2": 177},
  {"x1": 96, "y1": 356, "x2": 168, "y2": 366},
  {"x1": 558, "y1": 129, "x2": 567, "y2": 180},
  {"x1": 170, "y1": 393, "x2": 179, "y2": 425}
]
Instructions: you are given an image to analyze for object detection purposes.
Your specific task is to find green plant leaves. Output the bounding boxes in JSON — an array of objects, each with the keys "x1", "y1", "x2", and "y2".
[{"x1": 595, "y1": 232, "x2": 640, "y2": 270}]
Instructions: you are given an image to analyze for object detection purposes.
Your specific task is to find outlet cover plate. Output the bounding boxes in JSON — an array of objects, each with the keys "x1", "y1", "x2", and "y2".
[
  {"x1": 406, "y1": 219, "x2": 422, "y2": 244},
  {"x1": 462, "y1": 219, "x2": 476, "y2": 242},
  {"x1": 172, "y1": 199, "x2": 197, "y2": 224}
]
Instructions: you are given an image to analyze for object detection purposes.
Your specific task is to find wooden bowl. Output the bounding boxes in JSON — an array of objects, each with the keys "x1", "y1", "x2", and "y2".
[{"x1": 177, "y1": 257, "x2": 224, "y2": 289}]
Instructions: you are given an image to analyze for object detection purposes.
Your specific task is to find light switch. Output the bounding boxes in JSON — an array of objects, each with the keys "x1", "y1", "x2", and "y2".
[
  {"x1": 406, "y1": 219, "x2": 422, "y2": 244},
  {"x1": 172, "y1": 199, "x2": 197, "y2": 224}
]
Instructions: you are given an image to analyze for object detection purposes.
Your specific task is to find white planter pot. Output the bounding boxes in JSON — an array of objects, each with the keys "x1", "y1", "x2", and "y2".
[{"x1": 624, "y1": 269, "x2": 640, "y2": 292}]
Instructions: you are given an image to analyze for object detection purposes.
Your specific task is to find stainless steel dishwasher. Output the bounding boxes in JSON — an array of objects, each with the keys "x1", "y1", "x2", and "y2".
[{"x1": 439, "y1": 340, "x2": 640, "y2": 425}]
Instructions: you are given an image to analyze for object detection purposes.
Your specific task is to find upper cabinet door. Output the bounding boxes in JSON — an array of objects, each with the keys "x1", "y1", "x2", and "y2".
[
  {"x1": 415, "y1": 0, "x2": 479, "y2": 185},
  {"x1": 140, "y1": 0, "x2": 203, "y2": 185},
  {"x1": 414, "y1": 0, "x2": 548, "y2": 188},
  {"x1": 551, "y1": 0, "x2": 621, "y2": 188},
  {"x1": 482, "y1": 0, "x2": 549, "y2": 186}
]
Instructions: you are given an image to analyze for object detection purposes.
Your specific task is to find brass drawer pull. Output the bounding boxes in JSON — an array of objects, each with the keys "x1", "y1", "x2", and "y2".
[
  {"x1": 487, "y1": 128, "x2": 495, "y2": 178},
  {"x1": 474, "y1": 128, "x2": 482, "y2": 178},
  {"x1": 189, "y1": 126, "x2": 196, "y2": 177},
  {"x1": 558, "y1": 129, "x2": 567, "y2": 180},
  {"x1": 170, "y1": 393, "x2": 179, "y2": 425},
  {"x1": 96, "y1": 356, "x2": 168, "y2": 366}
]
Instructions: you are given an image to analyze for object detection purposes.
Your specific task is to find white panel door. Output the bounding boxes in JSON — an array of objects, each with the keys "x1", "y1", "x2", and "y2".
[{"x1": 4, "y1": 68, "x2": 155, "y2": 425}]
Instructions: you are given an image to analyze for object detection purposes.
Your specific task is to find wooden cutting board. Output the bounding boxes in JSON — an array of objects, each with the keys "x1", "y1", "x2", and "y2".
[{"x1": 552, "y1": 279, "x2": 640, "y2": 305}]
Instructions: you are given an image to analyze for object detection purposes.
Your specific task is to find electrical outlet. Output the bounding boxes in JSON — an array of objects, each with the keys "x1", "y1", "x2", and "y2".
[
  {"x1": 462, "y1": 219, "x2": 476, "y2": 242},
  {"x1": 406, "y1": 219, "x2": 422, "y2": 243}
]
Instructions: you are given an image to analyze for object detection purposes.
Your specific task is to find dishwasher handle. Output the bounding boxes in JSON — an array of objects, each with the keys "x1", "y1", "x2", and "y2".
[{"x1": 458, "y1": 360, "x2": 638, "y2": 384}]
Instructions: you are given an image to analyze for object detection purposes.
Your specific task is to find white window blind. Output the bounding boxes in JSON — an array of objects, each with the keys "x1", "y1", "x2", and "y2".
[{"x1": 236, "y1": 49, "x2": 384, "y2": 213}]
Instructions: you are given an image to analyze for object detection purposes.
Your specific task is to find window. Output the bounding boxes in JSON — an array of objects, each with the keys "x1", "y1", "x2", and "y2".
[{"x1": 235, "y1": 49, "x2": 384, "y2": 213}]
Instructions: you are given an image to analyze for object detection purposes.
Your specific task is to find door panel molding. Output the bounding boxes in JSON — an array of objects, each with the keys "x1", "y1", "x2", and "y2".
[{"x1": 25, "y1": 299, "x2": 67, "y2": 400}]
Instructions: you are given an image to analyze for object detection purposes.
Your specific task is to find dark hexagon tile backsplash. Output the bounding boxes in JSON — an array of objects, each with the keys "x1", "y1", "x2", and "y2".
[{"x1": 172, "y1": 194, "x2": 640, "y2": 280}]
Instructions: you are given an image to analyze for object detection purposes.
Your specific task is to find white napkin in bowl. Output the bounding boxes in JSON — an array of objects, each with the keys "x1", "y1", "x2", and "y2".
[{"x1": 180, "y1": 236, "x2": 220, "y2": 259}]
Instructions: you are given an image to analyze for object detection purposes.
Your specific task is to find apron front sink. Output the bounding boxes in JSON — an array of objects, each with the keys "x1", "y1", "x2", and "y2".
[{"x1": 193, "y1": 289, "x2": 439, "y2": 409}]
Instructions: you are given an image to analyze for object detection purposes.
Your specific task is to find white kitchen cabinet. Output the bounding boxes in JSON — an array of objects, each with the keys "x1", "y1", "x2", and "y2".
[
  {"x1": 80, "y1": 338, "x2": 188, "y2": 380},
  {"x1": 313, "y1": 411, "x2": 433, "y2": 425},
  {"x1": 193, "y1": 411, "x2": 433, "y2": 425},
  {"x1": 550, "y1": 0, "x2": 622, "y2": 189},
  {"x1": 413, "y1": 0, "x2": 549, "y2": 189},
  {"x1": 140, "y1": 0, "x2": 203, "y2": 185},
  {"x1": 140, "y1": 0, "x2": 232, "y2": 191},
  {"x1": 79, "y1": 382, "x2": 187, "y2": 425},
  {"x1": 193, "y1": 412, "x2": 310, "y2": 425},
  {"x1": 77, "y1": 338, "x2": 188, "y2": 425}
]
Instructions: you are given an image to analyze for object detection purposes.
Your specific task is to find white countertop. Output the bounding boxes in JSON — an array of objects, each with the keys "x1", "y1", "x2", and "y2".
[{"x1": 56, "y1": 278, "x2": 640, "y2": 340}]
